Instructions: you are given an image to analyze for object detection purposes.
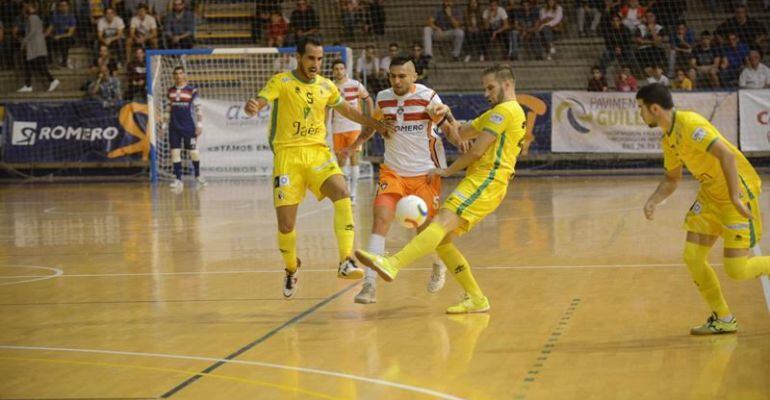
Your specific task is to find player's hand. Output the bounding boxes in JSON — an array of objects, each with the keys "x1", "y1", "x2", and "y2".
[
  {"x1": 428, "y1": 168, "x2": 449, "y2": 178},
  {"x1": 244, "y1": 98, "x2": 260, "y2": 117},
  {"x1": 643, "y1": 199, "x2": 656, "y2": 220},
  {"x1": 426, "y1": 103, "x2": 449, "y2": 120},
  {"x1": 447, "y1": 130, "x2": 470, "y2": 153},
  {"x1": 195, "y1": 127, "x2": 202, "y2": 136},
  {"x1": 374, "y1": 118, "x2": 395, "y2": 138},
  {"x1": 732, "y1": 196, "x2": 753, "y2": 220}
]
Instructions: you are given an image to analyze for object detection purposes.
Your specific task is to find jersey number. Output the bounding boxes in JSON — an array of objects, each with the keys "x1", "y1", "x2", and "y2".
[{"x1": 306, "y1": 91, "x2": 314, "y2": 104}]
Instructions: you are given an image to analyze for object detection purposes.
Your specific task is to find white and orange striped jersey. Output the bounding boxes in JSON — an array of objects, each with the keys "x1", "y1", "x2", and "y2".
[
  {"x1": 377, "y1": 84, "x2": 447, "y2": 177},
  {"x1": 331, "y1": 78, "x2": 369, "y2": 134}
]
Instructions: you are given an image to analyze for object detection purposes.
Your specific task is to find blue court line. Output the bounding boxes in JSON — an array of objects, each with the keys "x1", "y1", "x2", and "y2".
[{"x1": 160, "y1": 282, "x2": 360, "y2": 398}]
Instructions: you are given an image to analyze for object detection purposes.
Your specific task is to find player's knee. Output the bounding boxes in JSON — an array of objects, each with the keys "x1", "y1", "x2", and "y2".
[
  {"x1": 277, "y1": 220, "x2": 295, "y2": 233},
  {"x1": 189, "y1": 150, "x2": 200, "y2": 161},
  {"x1": 723, "y1": 257, "x2": 751, "y2": 280},
  {"x1": 171, "y1": 149, "x2": 182, "y2": 163}
]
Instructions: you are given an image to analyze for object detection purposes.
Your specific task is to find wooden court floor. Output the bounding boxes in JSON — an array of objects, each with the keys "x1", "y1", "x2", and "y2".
[{"x1": 0, "y1": 176, "x2": 768, "y2": 400}]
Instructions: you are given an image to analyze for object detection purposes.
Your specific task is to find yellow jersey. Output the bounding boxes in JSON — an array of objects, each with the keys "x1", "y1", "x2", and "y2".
[
  {"x1": 257, "y1": 71, "x2": 343, "y2": 152},
  {"x1": 662, "y1": 110, "x2": 761, "y2": 202},
  {"x1": 468, "y1": 100, "x2": 527, "y2": 182}
]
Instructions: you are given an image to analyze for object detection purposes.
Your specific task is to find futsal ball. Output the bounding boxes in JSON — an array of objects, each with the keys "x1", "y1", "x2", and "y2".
[{"x1": 396, "y1": 195, "x2": 428, "y2": 229}]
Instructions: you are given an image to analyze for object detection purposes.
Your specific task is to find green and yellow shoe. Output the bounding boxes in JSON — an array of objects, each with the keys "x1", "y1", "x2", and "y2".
[
  {"x1": 446, "y1": 295, "x2": 490, "y2": 314},
  {"x1": 690, "y1": 313, "x2": 738, "y2": 335},
  {"x1": 355, "y1": 249, "x2": 398, "y2": 282}
]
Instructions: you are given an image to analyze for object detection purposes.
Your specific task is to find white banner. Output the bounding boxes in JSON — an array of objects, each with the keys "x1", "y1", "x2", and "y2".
[
  {"x1": 551, "y1": 91, "x2": 738, "y2": 153},
  {"x1": 199, "y1": 99, "x2": 274, "y2": 177},
  {"x1": 739, "y1": 90, "x2": 770, "y2": 152}
]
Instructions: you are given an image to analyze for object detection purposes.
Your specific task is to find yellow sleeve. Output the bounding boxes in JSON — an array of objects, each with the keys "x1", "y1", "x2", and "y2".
[
  {"x1": 471, "y1": 107, "x2": 508, "y2": 137},
  {"x1": 257, "y1": 74, "x2": 282, "y2": 102},
  {"x1": 662, "y1": 138, "x2": 683, "y2": 171},
  {"x1": 325, "y1": 79, "x2": 343, "y2": 107},
  {"x1": 682, "y1": 123, "x2": 721, "y2": 154}
]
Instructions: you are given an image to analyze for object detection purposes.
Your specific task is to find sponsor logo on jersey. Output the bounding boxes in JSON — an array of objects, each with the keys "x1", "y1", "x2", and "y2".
[{"x1": 692, "y1": 128, "x2": 706, "y2": 142}]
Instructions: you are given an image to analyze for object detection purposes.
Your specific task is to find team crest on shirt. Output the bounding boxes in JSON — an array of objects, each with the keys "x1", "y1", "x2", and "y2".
[
  {"x1": 692, "y1": 128, "x2": 706, "y2": 142},
  {"x1": 490, "y1": 113, "x2": 504, "y2": 124},
  {"x1": 396, "y1": 106, "x2": 404, "y2": 116}
]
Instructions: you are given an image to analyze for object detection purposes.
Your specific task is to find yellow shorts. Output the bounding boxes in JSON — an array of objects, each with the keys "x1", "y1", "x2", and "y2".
[
  {"x1": 273, "y1": 146, "x2": 343, "y2": 207},
  {"x1": 684, "y1": 183, "x2": 763, "y2": 248},
  {"x1": 441, "y1": 173, "x2": 508, "y2": 235}
]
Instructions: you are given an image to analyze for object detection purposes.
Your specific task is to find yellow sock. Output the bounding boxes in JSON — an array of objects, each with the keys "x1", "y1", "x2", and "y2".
[
  {"x1": 388, "y1": 222, "x2": 447, "y2": 270},
  {"x1": 684, "y1": 242, "x2": 730, "y2": 318},
  {"x1": 723, "y1": 255, "x2": 770, "y2": 281},
  {"x1": 436, "y1": 242, "x2": 484, "y2": 299},
  {"x1": 333, "y1": 197, "x2": 355, "y2": 262},
  {"x1": 277, "y1": 230, "x2": 298, "y2": 273}
]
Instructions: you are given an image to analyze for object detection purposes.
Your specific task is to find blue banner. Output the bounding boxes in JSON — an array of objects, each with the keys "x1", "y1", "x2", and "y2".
[
  {"x1": 369, "y1": 92, "x2": 552, "y2": 156},
  {"x1": 3, "y1": 100, "x2": 149, "y2": 163}
]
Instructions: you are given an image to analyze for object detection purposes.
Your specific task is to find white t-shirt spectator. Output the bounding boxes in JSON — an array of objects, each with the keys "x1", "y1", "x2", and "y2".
[
  {"x1": 647, "y1": 75, "x2": 670, "y2": 86},
  {"x1": 356, "y1": 55, "x2": 379, "y2": 79},
  {"x1": 483, "y1": 6, "x2": 508, "y2": 30},
  {"x1": 539, "y1": 6, "x2": 563, "y2": 28},
  {"x1": 380, "y1": 56, "x2": 391, "y2": 71},
  {"x1": 98, "y1": 16, "x2": 125, "y2": 38},
  {"x1": 130, "y1": 15, "x2": 157, "y2": 37},
  {"x1": 273, "y1": 55, "x2": 297, "y2": 73},
  {"x1": 739, "y1": 63, "x2": 770, "y2": 89}
]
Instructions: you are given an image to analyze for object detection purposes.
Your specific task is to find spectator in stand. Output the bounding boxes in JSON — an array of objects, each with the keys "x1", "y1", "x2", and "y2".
[
  {"x1": 576, "y1": 0, "x2": 603, "y2": 37},
  {"x1": 615, "y1": 65, "x2": 638, "y2": 91},
  {"x1": 668, "y1": 22, "x2": 694, "y2": 77},
  {"x1": 411, "y1": 42, "x2": 430, "y2": 83},
  {"x1": 356, "y1": 44, "x2": 381, "y2": 93},
  {"x1": 93, "y1": 44, "x2": 116, "y2": 71},
  {"x1": 719, "y1": 32, "x2": 749, "y2": 87},
  {"x1": 599, "y1": 13, "x2": 637, "y2": 72},
  {"x1": 266, "y1": 11, "x2": 287, "y2": 47},
  {"x1": 620, "y1": 0, "x2": 645, "y2": 32},
  {"x1": 509, "y1": 0, "x2": 543, "y2": 61},
  {"x1": 671, "y1": 67, "x2": 693, "y2": 90},
  {"x1": 164, "y1": 0, "x2": 195, "y2": 49},
  {"x1": 647, "y1": 0, "x2": 686, "y2": 32},
  {"x1": 537, "y1": 0, "x2": 563, "y2": 60},
  {"x1": 289, "y1": 0, "x2": 320, "y2": 46},
  {"x1": 96, "y1": 7, "x2": 125, "y2": 65},
  {"x1": 379, "y1": 42, "x2": 399, "y2": 70},
  {"x1": 482, "y1": 0, "x2": 508, "y2": 61},
  {"x1": 739, "y1": 50, "x2": 770, "y2": 88},
  {"x1": 273, "y1": 51, "x2": 297, "y2": 72},
  {"x1": 635, "y1": 11, "x2": 667, "y2": 77},
  {"x1": 89, "y1": 62, "x2": 122, "y2": 106},
  {"x1": 423, "y1": 0, "x2": 464, "y2": 61},
  {"x1": 126, "y1": 47, "x2": 146, "y2": 101},
  {"x1": 463, "y1": 0, "x2": 485, "y2": 61},
  {"x1": 368, "y1": 0, "x2": 385, "y2": 35},
  {"x1": 646, "y1": 64, "x2": 670, "y2": 86},
  {"x1": 340, "y1": 0, "x2": 361, "y2": 40},
  {"x1": 45, "y1": 0, "x2": 76, "y2": 69},
  {"x1": 17, "y1": 2, "x2": 59, "y2": 92},
  {"x1": 88, "y1": 0, "x2": 105, "y2": 25},
  {"x1": 715, "y1": 5, "x2": 767, "y2": 51},
  {"x1": 0, "y1": 21, "x2": 7, "y2": 70},
  {"x1": 587, "y1": 65, "x2": 608, "y2": 91},
  {"x1": 687, "y1": 30, "x2": 721, "y2": 88},
  {"x1": 127, "y1": 4, "x2": 158, "y2": 61}
]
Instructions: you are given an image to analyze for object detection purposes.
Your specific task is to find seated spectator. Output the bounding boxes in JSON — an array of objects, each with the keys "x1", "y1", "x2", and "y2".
[
  {"x1": 687, "y1": 30, "x2": 721, "y2": 88},
  {"x1": 719, "y1": 32, "x2": 749, "y2": 87},
  {"x1": 379, "y1": 42, "x2": 399, "y2": 70},
  {"x1": 356, "y1": 44, "x2": 381, "y2": 93},
  {"x1": 367, "y1": 0, "x2": 385, "y2": 35},
  {"x1": 17, "y1": 2, "x2": 59, "y2": 92},
  {"x1": 96, "y1": 7, "x2": 126, "y2": 65},
  {"x1": 126, "y1": 47, "x2": 147, "y2": 101},
  {"x1": 671, "y1": 68, "x2": 693, "y2": 90},
  {"x1": 739, "y1": 50, "x2": 770, "y2": 88},
  {"x1": 615, "y1": 65, "x2": 638, "y2": 91},
  {"x1": 289, "y1": 0, "x2": 320, "y2": 46},
  {"x1": 587, "y1": 65, "x2": 608, "y2": 91},
  {"x1": 164, "y1": 0, "x2": 195, "y2": 49},
  {"x1": 88, "y1": 62, "x2": 122, "y2": 107},
  {"x1": 423, "y1": 0, "x2": 464, "y2": 61},
  {"x1": 45, "y1": 0, "x2": 76, "y2": 69},
  {"x1": 576, "y1": 0, "x2": 603, "y2": 37},
  {"x1": 93, "y1": 44, "x2": 116, "y2": 71},
  {"x1": 463, "y1": 0, "x2": 485, "y2": 61},
  {"x1": 715, "y1": 5, "x2": 767, "y2": 51},
  {"x1": 667, "y1": 22, "x2": 693, "y2": 76},
  {"x1": 266, "y1": 11, "x2": 287, "y2": 47},
  {"x1": 635, "y1": 12, "x2": 667, "y2": 77},
  {"x1": 537, "y1": 0, "x2": 563, "y2": 60},
  {"x1": 340, "y1": 0, "x2": 366, "y2": 39},
  {"x1": 482, "y1": 0, "x2": 508, "y2": 60},
  {"x1": 599, "y1": 13, "x2": 637, "y2": 72},
  {"x1": 127, "y1": 4, "x2": 158, "y2": 61},
  {"x1": 88, "y1": 0, "x2": 105, "y2": 25},
  {"x1": 646, "y1": 64, "x2": 670, "y2": 86},
  {"x1": 620, "y1": 0, "x2": 645, "y2": 32},
  {"x1": 411, "y1": 42, "x2": 430, "y2": 83},
  {"x1": 273, "y1": 51, "x2": 297, "y2": 72},
  {"x1": 509, "y1": 0, "x2": 543, "y2": 61},
  {"x1": 647, "y1": 0, "x2": 686, "y2": 32}
]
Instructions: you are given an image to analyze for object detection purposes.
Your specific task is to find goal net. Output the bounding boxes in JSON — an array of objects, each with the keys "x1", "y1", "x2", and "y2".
[{"x1": 146, "y1": 46, "x2": 353, "y2": 182}]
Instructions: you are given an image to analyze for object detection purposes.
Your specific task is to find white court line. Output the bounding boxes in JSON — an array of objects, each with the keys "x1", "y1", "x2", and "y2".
[
  {"x1": 0, "y1": 265, "x2": 63, "y2": 286},
  {"x1": 0, "y1": 345, "x2": 465, "y2": 400}
]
